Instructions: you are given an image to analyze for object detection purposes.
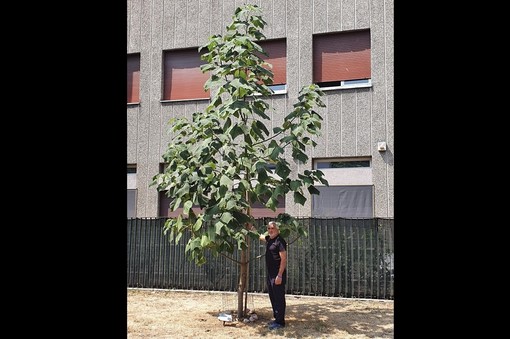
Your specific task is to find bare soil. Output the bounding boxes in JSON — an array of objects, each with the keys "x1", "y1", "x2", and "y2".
[{"x1": 128, "y1": 288, "x2": 393, "y2": 338}]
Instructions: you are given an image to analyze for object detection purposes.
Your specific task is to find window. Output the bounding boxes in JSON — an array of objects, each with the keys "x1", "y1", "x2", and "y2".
[
  {"x1": 127, "y1": 54, "x2": 140, "y2": 104},
  {"x1": 316, "y1": 160, "x2": 370, "y2": 169},
  {"x1": 312, "y1": 158, "x2": 373, "y2": 218},
  {"x1": 162, "y1": 48, "x2": 210, "y2": 101},
  {"x1": 313, "y1": 30, "x2": 371, "y2": 89},
  {"x1": 157, "y1": 163, "x2": 204, "y2": 217},
  {"x1": 257, "y1": 39, "x2": 287, "y2": 93},
  {"x1": 250, "y1": 196, "x2": 285, "y2": 219},
  {"x1": 159, "y1": 192, "x2": 206, "y2": 218},
  {"x1": 159, "y1": 193, "x2": 284, "y2": 219},
  {"x1": 157, "y1": 163, "x2": 284, "y2": 218},
  {"x1": 127, "y1": 165, "x2": 137, "y2": 218}
]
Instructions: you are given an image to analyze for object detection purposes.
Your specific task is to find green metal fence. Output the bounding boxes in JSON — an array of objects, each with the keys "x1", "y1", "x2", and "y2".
[{"x1": 127, "y1": 217, "x2": 393, "y2": 299}]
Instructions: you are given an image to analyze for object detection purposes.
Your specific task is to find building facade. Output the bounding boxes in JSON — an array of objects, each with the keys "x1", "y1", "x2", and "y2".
[{"x1": 127, "y1": 0, "x2": 394, "y2": 219}]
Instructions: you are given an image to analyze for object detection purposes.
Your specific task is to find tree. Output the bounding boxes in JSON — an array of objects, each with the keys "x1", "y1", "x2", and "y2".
[{"x1": 152, "y1": 3, "x2": 328, "y2": 320}]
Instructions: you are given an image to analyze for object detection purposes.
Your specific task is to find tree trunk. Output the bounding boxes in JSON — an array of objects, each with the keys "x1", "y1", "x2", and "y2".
[{"x1": 238, "y1": 246, "x2": 248, "y2": 319}]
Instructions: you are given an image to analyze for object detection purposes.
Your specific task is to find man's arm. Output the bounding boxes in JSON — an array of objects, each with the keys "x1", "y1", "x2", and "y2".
[{"x1": 278, "y1": 250, "x2": 287, "y2": 277}]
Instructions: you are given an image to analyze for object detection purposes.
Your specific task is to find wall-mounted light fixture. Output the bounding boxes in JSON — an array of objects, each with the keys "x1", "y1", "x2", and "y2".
[{"x1": 377, "y1": 142, "x2": 387, "y2": 152}]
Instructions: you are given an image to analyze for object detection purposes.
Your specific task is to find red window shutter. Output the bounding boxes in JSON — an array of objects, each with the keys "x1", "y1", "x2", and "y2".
[
  {"x1": 313, "y1": 30, "x2": 371, "y2": 83},
  {"x1": 250, "y1": 196, "x2": 285, "y2": 218},
  {"x1": 159, "y1": 192, "x2": 285, "y2": 219},
  {"x1": 258, "y1": 39, "x2": 287, "y2": 85},
  {"x1": 127, "y1": 54, "x2": 140, "y2": 103},
  {"x1": 163, "y1": 48, "x2": 210, "y2": 101},
  {"x1": 158, "y1": 192, "x2": 204, "y2": 218}
]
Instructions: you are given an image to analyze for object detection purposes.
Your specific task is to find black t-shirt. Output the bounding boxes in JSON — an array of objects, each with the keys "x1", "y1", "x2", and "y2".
[{"x1": 265, "y1": 235, "x2": 287, "y2": 278}]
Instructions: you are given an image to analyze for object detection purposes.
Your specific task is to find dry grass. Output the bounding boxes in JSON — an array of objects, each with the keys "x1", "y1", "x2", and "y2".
[{"x1": 128, "y1": 288, "x2": 393, "y2": 338}]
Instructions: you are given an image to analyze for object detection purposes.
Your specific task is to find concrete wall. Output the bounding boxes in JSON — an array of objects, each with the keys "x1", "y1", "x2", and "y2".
[{"x1": 127, "y1": 0, "x2": 394, "y2": 218}]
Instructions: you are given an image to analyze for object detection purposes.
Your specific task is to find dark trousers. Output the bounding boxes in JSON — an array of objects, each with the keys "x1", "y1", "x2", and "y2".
[{"x1": 267, "y1": 276, "x2": 286, "y2": 325}]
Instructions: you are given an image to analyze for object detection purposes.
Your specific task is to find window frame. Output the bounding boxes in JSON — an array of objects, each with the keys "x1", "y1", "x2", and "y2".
[
  {"x1": 127, "y1": 53, "x2": 140, "y2": 105},
  {"x1": 313, "y1": 29, "x2": 371, "y2": 91},
  {"x1": 127, "y1": 165, "x2": 137, "y2": 218},
  {"x1": 161, "y1": 47, "x2": 210, "y2": 102},
  {"x1": 311, "y1": 157, "x2": 374, "y2": 218}
]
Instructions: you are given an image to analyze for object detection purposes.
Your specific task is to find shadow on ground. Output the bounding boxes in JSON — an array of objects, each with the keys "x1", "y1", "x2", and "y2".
[{"x1": 207, "y1": 296, "x2": 393, "y2": 338}]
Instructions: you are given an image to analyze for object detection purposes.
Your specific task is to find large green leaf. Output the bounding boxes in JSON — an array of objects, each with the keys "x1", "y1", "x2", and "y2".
[{"x1": 293, "y1": 191, "x2": 306, "y2": 205}]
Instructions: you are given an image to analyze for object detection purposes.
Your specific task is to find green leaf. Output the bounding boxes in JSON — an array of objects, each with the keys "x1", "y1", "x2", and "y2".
[
  {"x1": 307, "y1": 185, "x2": 320, "y2": 195},
  {"x1": 270, "y1": 146, "x2": 283, "y2": 160},
  {"x1": 257, "y1": 167, "x2": 268, "y2": 184},
  {"x1": 220, "y1": 212, "x2": 233, "y2": 224},
  {"x1": 289, "y1": 180, "x2": 301, "y2": 191},
  {"x1": 200, "y1": 234, "x2": 210, "y2": 247},
  {"x1": 215, "y1": 220, "x2": 224, "y2": 235},
  {"x1": 220, "y1": 175, "x2": 233, "y2": 187},
  {"x1": 183, "y1": 200, "x2": 193, "y2": 215},
  {"x1": 193, "y1": 218, "x2": 203, "y2": 232},
  {"x1": 293, "y1": 191, "x2": 306, "y2": 205}
]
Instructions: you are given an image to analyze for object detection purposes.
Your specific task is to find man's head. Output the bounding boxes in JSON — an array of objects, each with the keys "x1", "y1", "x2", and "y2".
[{"x1": 267, "y1": 221, "x2": 279, "y2": 238}]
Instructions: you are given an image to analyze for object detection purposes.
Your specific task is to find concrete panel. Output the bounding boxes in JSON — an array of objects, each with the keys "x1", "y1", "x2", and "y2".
[
  {"x1": 286, "y1": 1, "x2": 300, "y2": 99},
  {"x1": 341, "y1": 90, "x2": 357, "y2": 156},
  {"x1": 128, "y1": 0, "x2": 142, "y2": 53},
  {"x1": 185, "y1": 101, "x2": 198, "y2": 123},
  {"x1": 368, "y1": 0, "x2": 386, "y2": 146},
  {"x1": 355, "y1": 0, "x2": 371, "y2": 29},
  {"x1": 313, "y1": 0, "x2": 328, "y2": 33},
  {"x1": 186, "y1": 0, "x2": 200, "y2": 47},
  {"x1": 198, "y1": 0, "x2": 212, "y2": 45},
  {"x1": 148, "y1": 0, "x2": 164, "y2": 213},
  {"x1": 127, "y1": 106, "x2": 139, "y2": 163},
  {"x1": 174, "y1": 0, "x2": 188, "y2": 48},
  {"x1": 299, "y1": 0, "x2": 313, "y2": 88},
  {"x1": 327, "y1": 0, "x2": 342, "y2": 32},
  {"x1": 270, "y1": 95, "x2": 287, "y2": 135},
  {"x1": 159, "y1": 104, "x2": 174, "y2": 156},
  {"x1": 135, "y1": 0, "x2": 154, "y2": 217},
  {"x1": 259, "y1": 0, "x2": 273, "y2": 38},
  {"x1": 369, "y1": 0, "x2": 391, "y2": 219},
  {"x1": 127, "y1": 2, "x2": 130, "y2": 52},
  {"x1": 310, "y1": 95, "x2": 328, "y2": 157},
  {"x1": 324, "y1": 92, "x2": 342, "y2": 156},
  {"x1": 285, "y1": 159, "x2": 299, "y2": 216},
  {"x1": 299, "y1": 161, "x2": 314, "y2": 217},
  {"x1": 341, "y1": 0, "x2": 355, "y2": 31},
  {"x1": 162, "y1": 0, "x2": 176, "y2": 49},
  {"x1": 196, "y1": 101, "x2": 209, "y2": 116},
  {"x1": 222, "y1": 0, "x2": 236, "y2": 36},
  {"x1": 385, "y1": 0, "x2": 394, "y2": 151},
  {"x1": 145, "y1": 161, "x2": 161, "y2": 217},
  {"x1": 150, "y1": 0, "x2": 164, "y2": 101},
  {"x1": 372, "y1": 154, "x2": 388, "y2": 217},
  {"x1": 356, "y1": 89, "x2": 372, "y2": 156},
  {"x1": 210, "y1": 0, "x2": 223, "y2": 36},
  {"x1": 272, "y1": 0, "x2": 286, "y2": 38}
]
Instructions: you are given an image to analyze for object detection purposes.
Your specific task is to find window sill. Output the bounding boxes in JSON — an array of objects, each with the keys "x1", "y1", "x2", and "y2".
[
  {"x1": 160, "y1": 98, "x2": 210, "y2": 103},
  {"x1": 318, "y1": 79, "x2": 372, "y2": 91},
  {"x1": 127, "y1": 102, "x2": 140, "y2": 106}
]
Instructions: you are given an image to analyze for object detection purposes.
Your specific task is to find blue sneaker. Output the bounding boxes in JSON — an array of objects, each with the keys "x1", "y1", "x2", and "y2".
[{"x1": 268, "y1": 322, "x2": 284, "y2": 330}]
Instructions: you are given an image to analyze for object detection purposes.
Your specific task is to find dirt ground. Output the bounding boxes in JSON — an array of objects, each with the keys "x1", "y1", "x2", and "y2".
[{"x1": 128, "y1": 288, "x2": 393, "y2": 338}]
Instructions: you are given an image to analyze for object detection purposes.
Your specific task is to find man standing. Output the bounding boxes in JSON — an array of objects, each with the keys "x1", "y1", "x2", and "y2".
[{"x1": 259, "y1": 221, "x2": 287, "y2": 330}]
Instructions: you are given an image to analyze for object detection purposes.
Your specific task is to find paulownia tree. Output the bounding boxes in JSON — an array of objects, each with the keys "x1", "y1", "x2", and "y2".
[{"x1": 152, "y1": 4, "x2": 328, "y2": 320}]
